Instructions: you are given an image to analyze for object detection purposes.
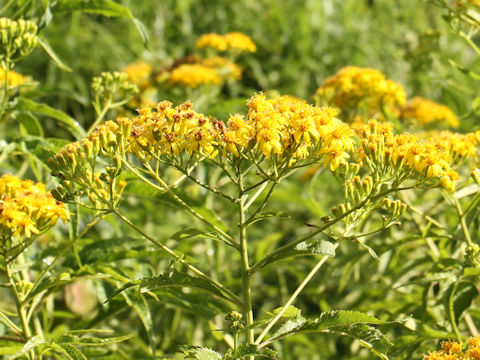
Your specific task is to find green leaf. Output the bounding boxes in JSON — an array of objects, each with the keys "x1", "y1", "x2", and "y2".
[
  {"x1": 14, "y1": 98, "x2": 85, "y2": 139},
  {"x1": 8, "y1": 335, "x2": 47, "y2": 360},
  {"x1": 266, "y1": 305, "x2": 301, "y2": 319},
  {"x1": 0, "y1": 142, "x2": 16, "y2": 164},
  {"x1": 191, "y1": 206, "x2": 228, "y2": 232},
  {"x1": 170, "y1": 228, "x2": 208, "y2": 241},
  {"x1": 18, "y1": 112, "x2": 43, "y2": 136},
  {"x1": 52, "y1": 0, "x2": 149, "y2": 46},
  {"x1": 258, "y1": 239, "x2": 336, "y2": 269},
  {"x1": 58, "y1": 344, "x2": 87, "y2": 360},
  {"x1": 181, "y1": 346, "x2": 222, "y2": 360},
  {"x1": 37, "y1": 37, "x2": 72, "y2": 72},
  {"x1": 139, "y1": 269, "x2": 224, "y2": 298},
  {"x1": 444, "y1": 281, "x2": 479, "y2": 327},
  {"x1": 224, "y1": 344, "x2": 276, "y2": 359},
  {"x1": 270, "y1": 310, "x2": 392, "y2": 358},
  {"x1": 19, "y1": 136, "x2": 70, "y2": 168},
  {"x1": 121, "y1": 291, "x2": 155, "y2": 352}
]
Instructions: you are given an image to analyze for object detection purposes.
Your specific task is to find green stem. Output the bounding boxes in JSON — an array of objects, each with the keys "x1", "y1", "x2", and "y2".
[
  {"x1": 174, "y1": 163, "x2": 238, "y2": 203},
  {"x1": 255, "y1": 252, "x2": 333, "y2": 347},
  {"x1": 0, "y1": 58, "x2": 10, "y2": 124},
  {"x1": 238, "y1": 174, "x2": 255, "y2": 350},
  {"x1": 454, "y1": 197, "x2": 474, "y2": 247},
  {"x1": 123, "y1": 159, "x2": 237, "y2": 248},
  {"x1": 4, "y1": 252, "x2": 34, "y2": 359},
  {"x1": 114, "y1": 210, "x2": 243, "y2": 306},
  {"x1": 250, "y1": 185, "x2": 414, "y2": 273},
  {"x1": 87, "y1": 99, "x2": 111, "y2": 135},
  {"x1": 26, "y1": 216, "x2": 102, "y2": 304}
]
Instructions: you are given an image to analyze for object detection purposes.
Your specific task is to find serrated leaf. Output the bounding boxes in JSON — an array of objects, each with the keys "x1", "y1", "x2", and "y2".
[
  {"x1": 258, "y1": 239, "x2": 336, "y2": 269},
  {"x1": 269, "y1": 311, "x2": 392, "y2": 358},
  {"x1": 139, "y1": 269, "x2": 224, "y2": 298},
  {"x1": 271, "y1": 310, "x2": 391, "y2": 348},
  {"x1": 181, "y1": 346, "x2": 221, "y2": 360},
  {"x1": 224, "y1": 344, "x2": 276, "y2": 359},
  {"x1": 14, "y1": 98, "x2": 84, "y2": 139},
  {"x1": 58, "y1": 344, "x2": 87, "y2": 360},
  {"x1": 328, "y1": 323, "x2": 392, "y2": 359}
]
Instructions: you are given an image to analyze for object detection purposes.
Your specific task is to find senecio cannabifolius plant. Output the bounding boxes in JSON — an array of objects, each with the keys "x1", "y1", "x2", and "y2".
[{"x1": 47, "y1": 91, "x2": 480, "y2": 359}]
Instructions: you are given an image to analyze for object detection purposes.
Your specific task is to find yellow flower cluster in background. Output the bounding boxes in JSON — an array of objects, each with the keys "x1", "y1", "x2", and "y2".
[
  {"x1": 401, "y1": 97, "x2": 459, "y2": 127},
  {"x1": 0, "y1": 175, "x2": 70, "y2": 239},
  {"x1": 196, "y1": 32, "x2": 256, "y2": 52},
  {"x1": 201, "y1": 56, "x2": 243, "y2": 80},
  {"x1": 122, "y1": 61, "x2": 153, "y2": 90},
  {"x1": 424, "y1": 337, "x2": 480, "y2": 359},
  {"x1": 168, "y1": 64, "x2": 222, "y2": 87},
  {"x1": 316, "y1": 66, "x2": 406, "y2": 118},
  {"x1": 0, "y1": 68, "x2": 27, "y2": 87}
]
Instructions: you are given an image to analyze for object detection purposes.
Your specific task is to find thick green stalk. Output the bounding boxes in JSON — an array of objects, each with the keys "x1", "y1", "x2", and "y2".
[{"x1": 238, "y1": 174, "x2": 255, "y2": 350}]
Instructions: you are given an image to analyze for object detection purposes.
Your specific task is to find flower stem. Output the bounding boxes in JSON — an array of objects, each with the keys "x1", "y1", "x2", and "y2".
[
  {"x1": 256, "y1": 252, "x2": 333, "y2": 347},
  {"x1": 4, "y1": 251, "x2": 35, "y2": 359},
  {"x1": 114, "y1": 210, "x2": 243, "y2": 306},
  {"x1": 238, "y1": 173, "x2": 255, "y2": 354}
]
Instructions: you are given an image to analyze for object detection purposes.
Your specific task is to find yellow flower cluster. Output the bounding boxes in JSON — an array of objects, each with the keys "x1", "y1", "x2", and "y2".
[
  {"x1": 196, "y1": 32, "x2": 256, "y2": 52},
  {"x1": 427, "y1": 130, "x2": 480, "y2": 163},
  {"x1": 401, "y1": 97, "x2": 459, "y2": 128},
  {"x1": 0, "y1": 175, "x2": 70, "y2": 239},
  {"x1": 201, "y1": 56, "x2": 243, "y2": 80},
  {"x1": 245, "y1": 94, "x2": 354, "y2": 169},
  {"x1": 50, "y1": 94, "x2": 356, "y2": 179},
  {"x1": 122, "y1": 61, "x2": 153, "y2": 90},
  {"x1": 354, "y1": 120, "x2": 460, "y2": 191},
  {"x1": 168, "y1": 64, "x2": 221, "y2": 88},
  {"x1": 0, "y1": 68, "x2": 26, "y2": 87},
  {"x1": 316, "y1": 66, "x2": 406, "y2": 116},
  {"x1": 424, "y1": 337, "x2": 480, "y2": 359}
]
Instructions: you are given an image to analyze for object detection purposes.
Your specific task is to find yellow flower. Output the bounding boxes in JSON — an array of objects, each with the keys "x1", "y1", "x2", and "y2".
[
  {"x1": 202, "y1": 56, "x2": 243, "y2": 80},
  {"x1": 122, "y1": 61, "x2": 153, "y2": 89},
  {"x1": 196, "y1": 32, "x2": 256, "y2": 53},
  {"x1": 0, "y1": 175, "x2": 70, "y2": 240},
  {"x1": 168, "y1": 64, "x2": 221, "y2": 88},
  {"x1": 401, "y1": 97, "x2": 459, "y2": 128},
  {"x1": 224, "y1": 32, "x2": 256, "y2": 52},
  {"x1": 196, "y1": 33, "x2": 228, "y2": 51},
  {"x1": 316, "y1": 66, "x2": 406, "y2": 119},
  {"x1": 0, "y1": 68, "x2": 27, "y2": 87}
]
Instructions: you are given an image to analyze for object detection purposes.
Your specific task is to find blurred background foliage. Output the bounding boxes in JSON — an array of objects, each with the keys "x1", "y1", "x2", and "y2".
[
  {"x1": 11, "y1": 0, "x2": 479, "y2": 131},
  {"x1": 1, "y1": 1, "x2": 480, "y2": 359}
]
